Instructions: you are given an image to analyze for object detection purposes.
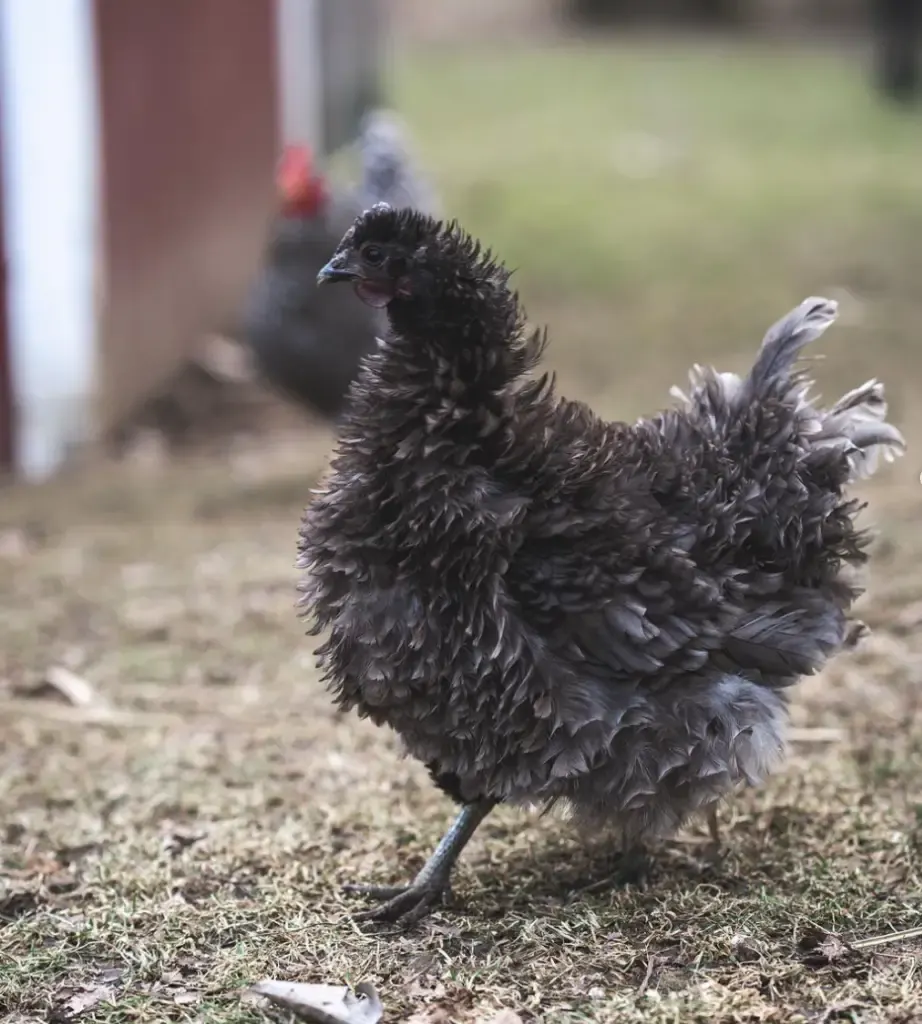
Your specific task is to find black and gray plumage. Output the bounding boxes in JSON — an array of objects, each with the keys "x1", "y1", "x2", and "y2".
[{"x1": 298, "y1": 203, "x2": 906, "y2": 926}]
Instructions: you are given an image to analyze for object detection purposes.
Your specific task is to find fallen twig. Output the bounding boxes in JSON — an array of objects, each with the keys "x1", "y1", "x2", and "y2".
[
  {"x1": 5, "y1": 698, "x2": 181, "y2": 728},
  {"x1": 787, "y1": 727, "x2": 845, "y2": 744},
  {"x1": 851, "y1": 925, "x2": 922, "y2": 950}
]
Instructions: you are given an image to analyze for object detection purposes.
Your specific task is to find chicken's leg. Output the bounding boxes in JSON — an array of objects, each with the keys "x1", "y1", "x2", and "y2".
[
  {"x1": 704, "y1": 804, "x2": 726, "y2": 867},
  {"x1": 707, "y1": 806, "x2": 721, "y2": 847},
  {"x1": 344, "y1": 800, "x2": 494, "y2": 925}
]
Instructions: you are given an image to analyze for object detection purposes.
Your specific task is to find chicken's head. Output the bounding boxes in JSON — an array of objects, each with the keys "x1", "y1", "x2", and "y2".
[
  {"x1": 277, "y1": 144, "x2": 328, "y2": 219},
  {"x1": 316, "y1": 202, "x2": 440, "y2": 309}
]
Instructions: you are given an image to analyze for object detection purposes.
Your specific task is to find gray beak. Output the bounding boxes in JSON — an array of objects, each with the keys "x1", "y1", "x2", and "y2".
[{"x1": 316, "y1": 254, "x2": 353, "y2": 285}]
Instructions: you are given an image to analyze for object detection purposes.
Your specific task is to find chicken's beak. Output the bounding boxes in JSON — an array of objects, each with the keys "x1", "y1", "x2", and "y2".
[{"x1": 316, "y1": 254, "x2": 354, "y2": 286}]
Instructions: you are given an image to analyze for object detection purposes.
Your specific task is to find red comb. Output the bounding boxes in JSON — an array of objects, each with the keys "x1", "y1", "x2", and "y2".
[
  {"x1": 277, "y1": 144, "x2": 327, "y2": 216},
  {"x1": 278, "y1": 144, "x2": 313, "y2": 186}
]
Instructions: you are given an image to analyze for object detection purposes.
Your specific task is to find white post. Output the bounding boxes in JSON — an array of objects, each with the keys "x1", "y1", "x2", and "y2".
[
  {"x1": 0, "y1": 0, "x2": 100, "y2": 480},
  {"x1": 276, "y1": 0, "x2": 324, "y2": 151}
]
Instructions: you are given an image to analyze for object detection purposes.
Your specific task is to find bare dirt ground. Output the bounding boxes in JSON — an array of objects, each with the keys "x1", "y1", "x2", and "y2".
[
  {"x1": 2, "y1": 429, "x2": 920, "y2": 1024},
  {"x1": 3, "y1": 39, "x2": 922, "y2": 1024}
]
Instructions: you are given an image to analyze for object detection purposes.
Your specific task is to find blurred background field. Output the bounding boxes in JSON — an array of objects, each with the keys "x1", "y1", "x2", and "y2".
[
  {"x1": 393, "y1": 39, "x2": 922, "y2": 425},
  {"x1": 2, "y1": 4, "x2": 922, "y2": 1023}
]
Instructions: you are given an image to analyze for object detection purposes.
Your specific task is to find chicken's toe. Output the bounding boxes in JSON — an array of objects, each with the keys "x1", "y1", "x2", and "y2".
[
  {"x1": 347, "y1": 879, "x2": 451, "y2": 925},
  {"x1": 341, "y1": 882, "x2": 408, "y2": 900}
]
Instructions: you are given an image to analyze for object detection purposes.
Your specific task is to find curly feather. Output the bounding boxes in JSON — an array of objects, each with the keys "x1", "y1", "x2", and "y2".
[{"x1": 299, "y1": 205, "x2": 905, "y2": 844}]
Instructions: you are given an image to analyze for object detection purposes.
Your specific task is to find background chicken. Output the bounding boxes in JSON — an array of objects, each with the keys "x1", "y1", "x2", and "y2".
[
  {"x1": 238, "y1": 145, "x2": 376, "y2": 421},
  {"x1": 327, "y1": 108, "x2": 442, "y2": 236},
  {"x1": 240, "y1": 111, "x2": 440, "y2": 422},
  {"x1": 352, "y1": 108, "x2": 442, "y2": 220},
  {"x1": 300, "y1": 204, "x2": 906, "y2": 927}
]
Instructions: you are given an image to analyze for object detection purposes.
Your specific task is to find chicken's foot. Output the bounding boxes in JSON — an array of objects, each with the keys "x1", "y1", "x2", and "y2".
[
  {"x1": 613, "y1": 843, "x2": 652, "y2": 890},
  {"x1": 344, "y1": 800, "x2": 494, "y2": 925}
]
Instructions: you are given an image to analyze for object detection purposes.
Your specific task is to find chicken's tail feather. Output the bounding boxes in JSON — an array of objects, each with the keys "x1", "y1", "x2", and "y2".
[
  {"x1": 742, "y1": 295, "x2": 905, "y2": 480},
  {"x1": 670, "y1": 295, "x2": 906, "y2": 482},
  {"x1": 813, "y1": 378, "x2": 906, "y2": 481},
  {"x1": 746, "y1": 296, "x2": 838, "y2": 396},
  {"x1": 670, "y1": 297, "x2": 838, "y2": 415}
]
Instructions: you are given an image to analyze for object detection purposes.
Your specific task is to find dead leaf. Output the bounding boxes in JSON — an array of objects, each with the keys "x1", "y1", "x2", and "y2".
[
  {"x1": 26, "y1": 666, "x2": 113, "y2": 715},
  {"x1": 798, "y1": 927, "x2": 854, "y2": 966},
  {"x1": 62, "y1": 984, "x2": 116, "y2": 1017},
  {"x1": 249, "y1": 980, "x2": 383, "y2": 1024},
  {"x1": 45, "y1": 666, "x2": 105, "y2": 708}
]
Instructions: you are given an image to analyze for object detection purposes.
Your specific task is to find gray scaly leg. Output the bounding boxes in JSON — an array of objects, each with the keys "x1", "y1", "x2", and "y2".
[{"x1": 344, "y1": 800, "x2": 495, "y2": 925}]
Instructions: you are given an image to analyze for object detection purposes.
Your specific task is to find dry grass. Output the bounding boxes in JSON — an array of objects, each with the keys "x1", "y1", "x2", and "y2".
[{"x1": 3, "y1": 39, "x2": 922, "y2": 1024}]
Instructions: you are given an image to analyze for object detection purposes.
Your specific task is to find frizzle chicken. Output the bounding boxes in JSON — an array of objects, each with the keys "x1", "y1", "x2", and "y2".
[{"x1": 299, "y1": 203, "x2": 906, "y2": 926}]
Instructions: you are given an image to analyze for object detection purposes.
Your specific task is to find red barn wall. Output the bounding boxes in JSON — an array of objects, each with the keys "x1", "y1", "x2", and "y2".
[{"x1": 94, "y1": 0, "x2": 279, "y2": 429}]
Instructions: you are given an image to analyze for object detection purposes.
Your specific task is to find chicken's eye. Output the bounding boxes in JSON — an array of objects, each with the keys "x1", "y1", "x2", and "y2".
[{"x1": 362, "y1": 244, "x2": 385, "y2": 267}]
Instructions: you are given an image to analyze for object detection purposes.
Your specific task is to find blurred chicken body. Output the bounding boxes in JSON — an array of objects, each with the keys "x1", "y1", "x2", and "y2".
[
  {"x1": 240, "y1": 145, "x2": 377, "y2": 420},
  {"x1": 242, "y1": 112, "x2": 440, "y2": 421},
  {"x1": 299, "y1": 205, "x2": 906, "y2": 924}
]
